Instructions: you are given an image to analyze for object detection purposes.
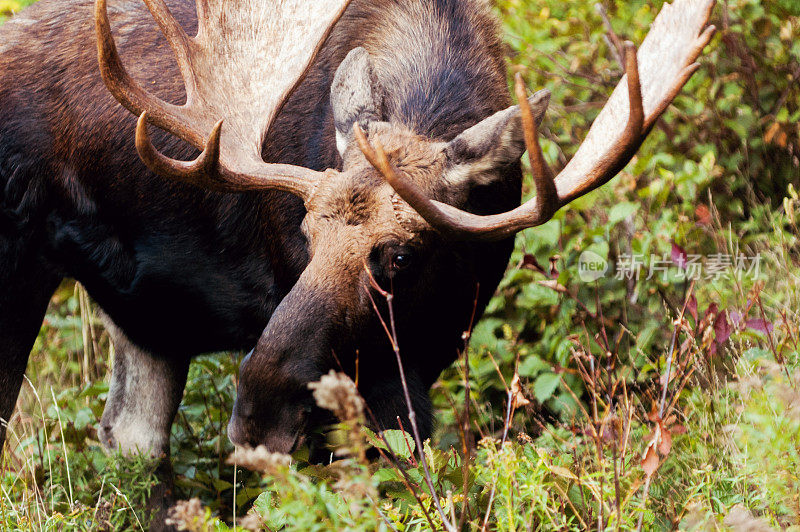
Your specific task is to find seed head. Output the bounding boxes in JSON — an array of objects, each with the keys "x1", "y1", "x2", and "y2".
[
  {"x1": 226, "y1": 445, "x2": 291, "y2": 474},
  {"x1": 165, "y1": 498, "x2": 206, "y2": 531},
  {"x1": 308, "y1": 370, "x2": 364, "y2": 422}
]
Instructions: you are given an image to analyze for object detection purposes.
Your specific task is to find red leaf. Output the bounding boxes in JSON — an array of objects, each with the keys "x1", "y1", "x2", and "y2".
[
  {"x1": 658, "y1": 425, "x2": 673, "y2": 456},
  {"x1": 695, "y1": 204, "x2": 712, "y2": 225},
  {"x1": 521, "y1": 254, "x2": 546, "y2": 274},
  {"x1": 730, "y1": 310, "x2": 743, "y2": 329},
  {"x1": 715, "y1": 309, "x2": 732, "y2": 344},
  {"x1": 746, "y1": 318, "x2": 774, "y2": 335},
  {"x1": 704, "y1": 303, "x2": 719, "y2": 321},
  {"x1": 642, "y1": 442, "x2": 660, "y2": 478},
  {"x1": 671, "y1": 243, "x2": 688, "y2": 270}
]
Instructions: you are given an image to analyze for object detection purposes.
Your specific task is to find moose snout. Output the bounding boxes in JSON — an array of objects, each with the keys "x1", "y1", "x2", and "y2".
[
  {"x1": 227, "y1": 411, "x2": 301, "y2": 454},
  {"x1": 226, "y1": 413, "x2": 248, "y2": 447}
]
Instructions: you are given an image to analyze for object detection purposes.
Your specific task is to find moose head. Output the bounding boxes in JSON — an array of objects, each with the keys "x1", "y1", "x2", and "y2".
[{"x1": 95, "y1": 0, "x2": 715, "y2": 451}]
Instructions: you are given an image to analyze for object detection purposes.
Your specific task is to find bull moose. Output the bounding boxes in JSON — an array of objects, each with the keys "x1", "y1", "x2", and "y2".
[{"x1": 0, "y1": 0, "x2": 714, "y2": 462}]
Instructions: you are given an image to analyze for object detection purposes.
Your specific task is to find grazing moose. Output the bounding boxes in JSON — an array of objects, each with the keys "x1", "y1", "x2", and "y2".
[{"x1": 0, "y1": 0, "x2": 714, "y2": 464}]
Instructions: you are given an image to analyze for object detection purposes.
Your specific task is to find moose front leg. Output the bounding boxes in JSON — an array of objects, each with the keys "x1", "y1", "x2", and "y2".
[
  {"x1": 99, "y1": 314, "x2": 189, "y2": 531},
  {"x1": 99, "y1": 313, "x2": 190, "y2": 458}
]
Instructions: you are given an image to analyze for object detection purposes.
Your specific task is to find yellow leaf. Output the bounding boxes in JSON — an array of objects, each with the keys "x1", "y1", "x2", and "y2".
[
  {"x1": 764, "y1": 122, "x2": 781, "y2": 144},
  {"x1": 549, "y1": 465, "x2": 578, "y2": 480}
]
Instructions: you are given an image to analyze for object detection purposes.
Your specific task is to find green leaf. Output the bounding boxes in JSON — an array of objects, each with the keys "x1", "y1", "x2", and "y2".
[
  {"x1": 79, "y1": 381, "x2": 108, "y2": 398},
  {"x1": 518, "y1": 355, "x2": 549, "y2": 377},
  {"x1": 608, "y1": 201, "x2": 638, "y2": 225},
  {"x1": 372, "y1": 467, "x2": 403, "y2": 484},
  {"x1": 533, "y1": 372, "x2": 561, "y2": 403},
  {"x1": 381, "y1": 429, "x2": 415, "y2": 460}
]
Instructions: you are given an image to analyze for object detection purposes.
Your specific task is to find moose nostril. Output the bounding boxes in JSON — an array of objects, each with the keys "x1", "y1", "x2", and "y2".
[
  {"x1": 266, "y1": 431, "x2": 299, "y2": 454},
  {"x1": 227, "y1": 416, "x2": 247, "y2": 446}
]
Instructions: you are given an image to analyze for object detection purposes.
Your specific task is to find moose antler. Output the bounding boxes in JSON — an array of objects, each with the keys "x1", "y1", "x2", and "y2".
[
  {"x1": 95, "y1": 0, "x2": 353, "y2": 197},
  {"x1": 356, "y1": 0, "x2": 716, "y2": 240}
]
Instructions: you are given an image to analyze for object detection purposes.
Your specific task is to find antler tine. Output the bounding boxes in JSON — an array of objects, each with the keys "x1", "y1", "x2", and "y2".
[
  {"x1": 558, "y1": 39, "x2": 645, "y2": 202},
  {"x1": 97, "y1": 0, "x2": 357, "y2": 198},
  {"x1": 354, "y1": 122, "x2": 538, "y2": 240},
  {"x1": 137, "y1": 113, "x2": 319, "y2": 195},
  {"x1": 622, "y1": 41, "x2": 644, "y2": 139},
  {"x1": 624, "y1": 42, "x2": 645, "y2": 136},
  {"x1": 644, "y1": 24, "x2": 716, "y2": 128},
  {"x1": 514, "y1": 72, "x2": 558, "y2": 221},
  {"x1": 353, "y1": 124, "x2": 460, "y2": 231},
  {"x1": 136, "y1": 112, "x2": 224, "y2": 190}
]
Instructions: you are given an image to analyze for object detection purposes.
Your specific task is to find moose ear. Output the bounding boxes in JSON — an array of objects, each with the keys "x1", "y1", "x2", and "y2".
[
  {"x1": 444, "y1": 89, "x2": 550, "y2": 182},
  {"x1": 331, "y1": 47, "x2": 382, "y2": 158}
]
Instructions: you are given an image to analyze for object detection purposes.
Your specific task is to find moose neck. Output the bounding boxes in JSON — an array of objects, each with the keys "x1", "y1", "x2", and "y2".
[{"x1": 336, "y1": 0, "x2": 511, "y2": 141}]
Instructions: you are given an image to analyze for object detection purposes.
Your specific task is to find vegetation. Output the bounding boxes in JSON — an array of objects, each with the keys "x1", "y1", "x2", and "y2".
[{"x1": 2, "y1": 0, "x2": 799, "y2": 529}]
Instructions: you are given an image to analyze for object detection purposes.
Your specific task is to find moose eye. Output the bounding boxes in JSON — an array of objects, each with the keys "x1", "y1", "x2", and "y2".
[{"x1": 391, "y1": 252, "x2": 413, "y2": 271}]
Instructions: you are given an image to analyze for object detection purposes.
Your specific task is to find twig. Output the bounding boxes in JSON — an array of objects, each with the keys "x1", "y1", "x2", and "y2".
[
  {"x1": 364, "y1": 266, "x2": 455, "y2": 532},
  {"x1": 49, "y1": 388, "x2": 73, "y2": 510},
  {"x1": 755, "y1": 289, "x2": 794, "y2": 385},
  {"x1": 361, "y1": 296, "x2": 440, "y2": 532},
  {"x1": 480, "y1": 388, "x2": 514, "y2": 532},
  {"x1": 769, "y1": 63, "x2": 800, "y2": 117},
  {"x1": 481, "y1": 348, "x2": 523, "y2": 532},
  {"x1": 635, "y1": 476, "x2": 652, "y2": 532},
  {"x1": 458, "y1": 284, "x2": 480, "y2": 530},
  {"x1": 594, "y1": 4, "x2": 625, "y2": 69},
  {"x1": 659, "y1": 281, "x2": 694, "y2": 418}
]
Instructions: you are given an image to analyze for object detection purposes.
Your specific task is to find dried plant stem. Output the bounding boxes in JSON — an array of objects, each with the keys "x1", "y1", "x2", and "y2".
[
  {"x1": 480, "y1": 388, "x2": 515, "y2": 532},
  {"x1": 635, "y1": 476, "x2": 652, "y2": 532},
  {"x1": 659, "y1": 281, "x2": 694, "y2": 418},
  {"x1": 457, "y1": 284, "x2": 480, "y2": 529},
  {"x1": 458, "y1": 342, "x2": 472, "y2": 530},
  {"x1": 49, "y1": 387, "x2": 73, "y2": 509},
  {"x1": 755, "y1": 291, "x2": 794, "y2": 385},
  {"x1": 611, "y1": 418, "x2": 622, "y2": 527},
  {"x1": 384, "y1": 293, "x2": 455, "y2": 531},
  {"x1": 363, "y1": 266, "x2": 454, "y2": 532},
  {"x1": 362, "y1": 297, "x2": 439, "y2": 531},
  {"x1": 370, "y1": 432, "x2": 438, "y2": 531},
  {"x1": 594, "y1": 3, "x2": 625, "y2": 69}
]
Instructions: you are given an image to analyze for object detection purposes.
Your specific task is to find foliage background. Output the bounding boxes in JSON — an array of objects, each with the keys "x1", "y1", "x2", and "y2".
[{"x1": 1, "y1": 0, "x2": 799, "y2": 529}]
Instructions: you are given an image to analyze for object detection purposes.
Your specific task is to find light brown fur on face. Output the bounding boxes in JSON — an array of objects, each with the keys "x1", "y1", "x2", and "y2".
[
  {"x1": 301, "y1": 122, "x2": 445, "y2": 316},
  {"x1": 311, "y1": 121, "x2": 448, "y2": 233}
]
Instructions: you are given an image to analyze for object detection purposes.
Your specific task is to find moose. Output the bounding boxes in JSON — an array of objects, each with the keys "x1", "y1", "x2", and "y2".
[{"x1": 0, "y1": 0, "x2": 714, "y2": 463}]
